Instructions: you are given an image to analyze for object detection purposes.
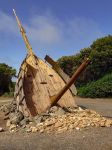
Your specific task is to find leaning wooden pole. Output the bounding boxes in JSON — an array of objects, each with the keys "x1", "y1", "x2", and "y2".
[
  {"x1": 51, "y1": 58, "x2": 90, "y2": 106},
  {"x1": 13, "y1": 9, "x2": 33, "y2": 55},
  {"x1": 13, "y1": 9, "x2": 37, "y2": 69}
]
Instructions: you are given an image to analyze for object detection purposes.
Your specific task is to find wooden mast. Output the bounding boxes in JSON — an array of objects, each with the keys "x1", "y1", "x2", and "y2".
[{"x1": 13, "y1": 9, "x2": 37, "y2": 69}]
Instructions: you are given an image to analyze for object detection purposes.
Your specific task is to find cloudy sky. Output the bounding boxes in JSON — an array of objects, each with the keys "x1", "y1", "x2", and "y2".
[{"x1": 0, "y1": 0, "x2": 112, "y2": 71}]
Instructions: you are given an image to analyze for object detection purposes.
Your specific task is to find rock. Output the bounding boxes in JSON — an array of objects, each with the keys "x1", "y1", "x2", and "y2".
[
  {"x1": 30, "y1": 126, "x2": 38, "y2": 133},
  {"x1": 6, "y1": 105, "x2": 112, "y2": 134},
  {"x1": 36, "y1": 122, "x2": 44, "y2": 127},
  {"x1": 40, "y1": 129, "x2": 44, "y2": 133},
  {"x1": 57, "y1": 127, "x2": 67, "y2": 133},
  {"x1": 50, "y1": 106, "x2": 58, "y2": 113},
  {"x1": 54, "y1": 121, "x2": 63, "y2": 128},
  {"x1": 9, "y1": 124, "x2": 16, "y2": 130},
  {"x1": 62, "y1": 107, "x2": 72, "y2": 113},
  {"x1": 55, "y1": 107, "x2": 65, "y2": 116},
  {"x1": 26, "y1": 128, "x2": 32, "y2": 133},
  {"x1": 87, "y1": 123, "x2": 91, "y2": 127},
  {"x1": 45, "y1": 119, "x2": 56, "y2": 126},
  {"x1": 100, "y1": 122, "x2": 105, "y2": 127},
  {"x1": 1, "y1": 101, "x2": 16, "y2": 114},
  {"x1": 78, "y1": 107, "x2": 83, "y2": 111},
  {"x1": 42, "y1": 113, "x2": 51, "y2": 120},
  {"x1": 105, "y1": 120, "x2": 112, "y2": 127},
  {"x1": 9, "y1": 111, "x2": 24, "y2": 125},
  {"x1": 34, "y1": 116, "x2": 43, "y2": 124},
  {"x1": 4, "y1": 116, "x2": 9, "y2": 120},
  {"x1": 68, "y1": 125, "x2": 74, "y2": 130},
  {"x1": 49, "y1": 107, "x2": 65, "y2": 116},
  {"x1": 10, "y1": 105, "x2": 16, "y2": 113},
  {"x1": 0, "y1": 127, "x2": 4, "y2": 132},
  {"x1": 0, "y1": 106, "x2": 2, "y2": 111},
  {"x1": 34, "y1": 113, "x2": 50, "y2": 123},
  {"x1": 6, "y1": 120, "x2": 11, "y2": 127},
  {"x1": 75, "y1": 127, "x2": 80, "y2": 130},
  {"x1": 28, "y1": 117, "x2": 34, "y2": 122},
  {"x1": 4, "y1": 112, "x2": 10, "y2": 116},
  {"x1": 0, "y1": 104, "x2": 10, "y2": 114},
  {"x1": 20, "y1": 118, "x2": 29, "y2": 126},
  {"x1": 91, "y1": 123, "x2": 95, "y2": 126}
]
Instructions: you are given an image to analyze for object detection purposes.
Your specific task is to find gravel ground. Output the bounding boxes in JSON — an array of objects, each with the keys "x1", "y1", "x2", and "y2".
[
  {"x1": 76, "y1": 97, "x2": 112, "y2": 118},
  {"x1": 0, "y1": 97, "x2": 112, "y2": 150}
]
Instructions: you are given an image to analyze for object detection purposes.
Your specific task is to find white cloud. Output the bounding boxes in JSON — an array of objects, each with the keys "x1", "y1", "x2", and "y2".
[
  {"x1": 25, "y1": 14, "x2": 103, "y2": 51},
  {"x1": 0, "y1": 11, "x2": 17, "y2": 34},
  {"x1": 0, "y1": 10, "x2": 103, "y2": 54},
  {"x1": 65, "y1": 17, "x2": 102, "y2": 44},
  {"x1": 25, "y1": 15, "x2": 62, "y2": 45}
]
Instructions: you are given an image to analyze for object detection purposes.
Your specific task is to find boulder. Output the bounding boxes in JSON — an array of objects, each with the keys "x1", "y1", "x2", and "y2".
[
  {"x1": 0, "y1": 127, "x2": 4, "y2": 132},
  {"x1": 9, "y1": 111, "x2": 24, "y2": 125}
]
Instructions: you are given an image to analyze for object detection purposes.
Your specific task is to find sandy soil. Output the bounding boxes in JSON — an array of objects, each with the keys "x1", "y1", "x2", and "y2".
[
  {"x1": 76, "y1": 97, "x2": 112, "y2": 118},
  {"x1": 0, "y1": 97, "x2": 12, "y2": 105},
  {"x1": 0, "y1": 97, "x2": 112, "y2": 150}
]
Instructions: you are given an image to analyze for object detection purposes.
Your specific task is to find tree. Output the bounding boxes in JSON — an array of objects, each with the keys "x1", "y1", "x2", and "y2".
[
  {"x1": 0, "y1": 63, "x2": 16, "y2": 95},
  {"x1": 57, "y1": 35, "x2": 112, "y2": 87}
]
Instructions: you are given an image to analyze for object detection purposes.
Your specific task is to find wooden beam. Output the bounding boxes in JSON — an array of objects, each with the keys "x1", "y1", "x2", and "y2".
[
  {"x1": 44, "y1": 55, "x2": 77, "y2": 96},
  {"x1": 51, "y1": 58, "x2": 90, "y2": 106}
]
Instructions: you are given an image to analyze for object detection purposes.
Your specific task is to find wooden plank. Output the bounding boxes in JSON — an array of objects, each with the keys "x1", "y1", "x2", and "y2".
[
  {"x1": 44, "y1": 55, "x2": 77, "y2": 96},
  {"x1": 15, "y1": 56, "x2": 77, "y2": 117}
]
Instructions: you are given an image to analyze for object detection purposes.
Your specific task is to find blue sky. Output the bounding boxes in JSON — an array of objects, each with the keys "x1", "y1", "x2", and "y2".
[{"x1": 0, "y1": 0, "x2": 112, "y2": 72}]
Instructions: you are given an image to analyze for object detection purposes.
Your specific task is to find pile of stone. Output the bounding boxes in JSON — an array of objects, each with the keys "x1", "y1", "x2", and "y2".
[{"x1": 1, "y1": 104, "x2": 112, "y2": 134}]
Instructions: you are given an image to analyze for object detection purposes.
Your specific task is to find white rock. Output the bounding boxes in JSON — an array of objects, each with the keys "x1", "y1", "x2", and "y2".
[
  {"x1": 75, "y1": 127, "x2": 80, "y2": 130},
  {"x1": 40, "y1": 129, "x2": 44, "y2": 133},
  {"x1": 30, "y1": 126, "x2": 38, "y2": 133},
  {"x1": 0, "y1": 127, "x2": 4, "y2": 132},
  {"x1": 26, "y1": 128, "x2": 32, "y2": 132},
  {"x1": 9, "y1": 124, "x2": 16, "y2": 130},
  {"x1": 79, "y1": 107, "x2": 83, "y2": 111},
  {"x1": 6, "y1": 120, "x2": 11, "y2": 127}
]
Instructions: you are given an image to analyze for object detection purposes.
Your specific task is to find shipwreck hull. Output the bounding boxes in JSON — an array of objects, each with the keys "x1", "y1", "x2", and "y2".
[{"x1": 14, "y1": 55, "x2": 77, "y2": 117}]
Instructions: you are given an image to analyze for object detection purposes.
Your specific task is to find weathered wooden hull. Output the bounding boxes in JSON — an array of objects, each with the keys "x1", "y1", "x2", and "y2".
[{"x1": 14, "y1": 55, "x2": 77, "y2": 117}]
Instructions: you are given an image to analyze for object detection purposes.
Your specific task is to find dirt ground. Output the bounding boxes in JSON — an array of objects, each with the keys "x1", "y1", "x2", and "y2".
[{"x1": 0, "y1": 97, "x2": 112, "y2": 150}]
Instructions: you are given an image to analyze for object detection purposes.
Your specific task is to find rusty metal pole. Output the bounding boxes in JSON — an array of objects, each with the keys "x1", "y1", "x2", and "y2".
[{"x1": 51, "y1": 58, "x2": 90, "y2": 106}]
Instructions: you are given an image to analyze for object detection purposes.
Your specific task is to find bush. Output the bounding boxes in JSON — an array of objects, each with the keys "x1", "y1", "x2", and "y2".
[
  {"x1": 78, "y1": 72, "x2": 112, "y2": 98},
  {"x1": 0, "y1": 63, "x2": 16, "y2": 95},
  {"x1": 3, "y1": 92, "x2": 14, "y2": 97}
]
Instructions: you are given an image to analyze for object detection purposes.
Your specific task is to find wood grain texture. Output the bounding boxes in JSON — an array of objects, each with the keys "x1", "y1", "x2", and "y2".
[
  {"x1": 44, "y1": 55, "x2": 77, "y2": 96},
  {"x1": 14, "y1": 55, "x2": 77, "y2": 116}
]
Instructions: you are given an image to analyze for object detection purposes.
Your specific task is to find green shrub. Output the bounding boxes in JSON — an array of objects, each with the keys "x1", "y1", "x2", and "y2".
[
  {"x1": 78, "y1": 72, "x2": 112, "y2": 98},
  {"x1": 3, "y1": 92, "x2": 14, "y2": 97},
  {"x1": 58, "y1": 35, "x2": 112, "y2": 87},
  {"x1": 0, "y1": 63, "x2": 16, "y2": 95}
]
